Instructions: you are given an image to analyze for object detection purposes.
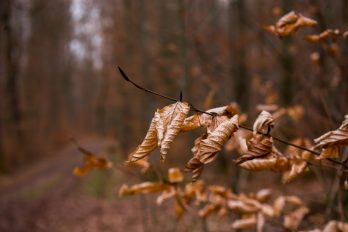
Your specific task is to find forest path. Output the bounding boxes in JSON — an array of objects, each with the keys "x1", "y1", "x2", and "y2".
[{"x1": 0, "y1": 138, "x2": 156, "y2": 232}]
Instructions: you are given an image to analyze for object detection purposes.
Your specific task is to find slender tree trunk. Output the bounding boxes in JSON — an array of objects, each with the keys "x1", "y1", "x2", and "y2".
[
  {"x1": 178, "y1": 0, "x2": 190, "y2": 99},
  {"x1": 280, "y1": 0, "x2": 294, "y2": 106},
  {"x1": 1, "y1": 0, "x2": 22, "y2": 169},
  {"x1": 229, "y1": 0, "x2": 248, "y2": 111}
]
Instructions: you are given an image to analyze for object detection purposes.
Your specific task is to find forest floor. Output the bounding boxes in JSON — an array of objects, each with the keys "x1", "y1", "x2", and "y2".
[
  {"x1": 0, "y1": 138, "x2": 219, "y2": 232},
  {"x1": 0, "y1": 137, "x2": 331, "y2": 232}
]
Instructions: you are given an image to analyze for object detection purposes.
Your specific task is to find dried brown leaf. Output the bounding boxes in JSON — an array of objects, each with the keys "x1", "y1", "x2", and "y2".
[
  {"x1": 283, "y1": 206, "x2": 309, "y2": 230},
  {"x1": 267, "y1": 11, "x2": 317, "y2": 37},
  {"x1": 239, "y1": 155, "x2": 278, "y2": 171},
  {"x1": 198, "y1": 115, "x2": 239, "y2": 164},
  {"x1": 305, "y1": 29, "x2": 341, "y2": 43},
  {"x1": 73, "y1": 147, "x2": 112, "y2": 177},
  {"x1": 118, "y1": 182, "x2": 169, "y2": 196},
  {"x1": 314, "y1": 115, "x2": 348, "y2": 151},
  {"x1": 198, "y1": 204, "x2": 218, "y2": 218},
  {"x1": 235, "y1": 134, "x2": 274, "y2": 164},
  {"x1": 257, "y1": 212, "x2": 265, "y2": 232},
  {"x1": 185, "y1": 157, "x2": 204, "y2": 182},
  {"x1": 128, "y1": 116, "x2": 158, "y2": 162},
  {"x1": 231, "y1": 215, "x2": 257, "y2": 229},
  {"x1": 317, "y1": 146, "x2": 340, "y2": 159},
  {"x1": 273, "y1": 196, "x2": 286, "y2": 217},
  {"x1": 180, "y1": 114, "x2": 202, "y2": 132},
  {"x1": 156, "y1": 187, "x2": 176, "y2": 205},
  {"x1": 128, "y1": 102, "x2": 190, "y2": 162},
  {"x1": 125, "y1": 156, "x2": 150, "y2": 173},
  {"x1": 323, "y1": 220, "x2": 348, "y2": 232},
  {"x1": 168, "y1": 167, "x2": 184, "y2": 183},
  {"x1": 282, "y1": 159, "x2": 308, "y2": 183},
  {"x1": 227, "y1": 200, "x2": 259, "y2": 214},
  {"x1": 253, "y1": 111, "x2": 274, "y2": 135},
  {"x1": 158, "y1": 102, "x2": 190, "y2": 160},
  {"x1": 256, "y1": 189, "x2": 272, "y2": 202}
]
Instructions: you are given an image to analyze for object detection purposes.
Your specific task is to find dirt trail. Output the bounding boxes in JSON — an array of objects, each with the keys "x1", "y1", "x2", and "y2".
[
  {"x1": 0, "y1": 138, "x2": 238, "y2": 232},
  {"x1": 0, "y1": 138, "x2": 144, "y2": 232}
]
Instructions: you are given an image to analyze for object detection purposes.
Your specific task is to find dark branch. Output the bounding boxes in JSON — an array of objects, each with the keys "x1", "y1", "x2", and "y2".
[
  {"x1": 118, "y1": 66, "x2": 214, "y2": 116},
  {"x1": 118, "y1": 66, "x2": 178, "y2": 102}
]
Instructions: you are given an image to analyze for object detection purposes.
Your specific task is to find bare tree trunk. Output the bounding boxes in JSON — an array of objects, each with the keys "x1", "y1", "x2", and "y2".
[
  {"x1": 178, "y1": 0, "x2": 190, "y2": 99},
  {"x1": 0, "y1": 0, "x2": 22, "y2": 169},
  {"x1": 229, "y1": 0, "x2": 248, "y2": 111},
  {"x1": 280, "y1": 0, "x2": 294, "y2": 106}
]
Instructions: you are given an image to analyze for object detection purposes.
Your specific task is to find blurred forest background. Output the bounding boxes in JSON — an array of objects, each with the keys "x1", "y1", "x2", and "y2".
[{"x1": 0, "y1": 0, "x2": 348, "y2": 231}]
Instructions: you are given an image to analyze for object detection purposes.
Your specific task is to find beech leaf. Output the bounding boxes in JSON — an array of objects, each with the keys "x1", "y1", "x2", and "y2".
[
  {"x1": 265, "y1": 11, "x2": 317, "y2": 37},
  {"x1": 73, "y1": 146, "x2": 112, "y2": 177}
]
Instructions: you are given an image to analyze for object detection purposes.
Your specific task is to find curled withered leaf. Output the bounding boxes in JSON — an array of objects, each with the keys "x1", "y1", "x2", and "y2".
[
  {"x1": 185, "y1": 157, "x2": 204, "y2": 182},
  {"x1": 273, "y1": 195, "x2": 304, "y2": 217},
  {"x1": 128, "y1": 101, "x2": 190, "y2": 162},
  {"x1": 273, "y1": 196, "x2": 285, "y2": 217},
  {"x1": 224, "y1": 130, "x2": 251, "y2": 153},
  {"x1": 208, "y1": 185, "x2": 230, "y2": 197},
  {"x1": 227, "y1": 200, "x2": 259, "y2": 214},
  {"x1": 282, "y1": 159, "x2": 308, "y2": 183},
  {"x1": 285, "y1": 196, "x2": 303, "y2": 205},
  {"x1": 206, "y1": 103, "x2": 240, "y2": 117},
  {"x1": 256, "y1": 189, "x2": 272, "y2": 202},
  {"x1": 183, "y1": 180, "x2": 207, "y2": 203},
  {"x1": 283, "y1": 206, "x2": 309, "y2": 230},
  {"x1": 257, "y1": 212, "x2": 265, "y2": 232},
  {"x1": 322, "y1": 220, "x2": 348, "y2": 232},
  {"x1": 156, "y1": 187, "x2": 176, "y2": 205},
  {"x1": 198, "y1": 115, "x2": 239, "y2": 164},
  {"x1": 235, "y1": 134, "x2": 273, "y2": 164},
  {"x1": 168, "y1": 167, "x2": 184, "y2": 183},
  {"x1": 313, "y1": 115, "x2": 348, "y2": 151},
  {"x1": 305, "y1": 29, "x2": 341, "y2": 43},
  {"x1": 281, "y1": 139, "x2": 309, "y2": 183},
  {"x1": 128, "y1": 116, "x2": 158, "y2": 162},
  {"x1": 253, "y1": 111, "x2": 274, "y2": 135},
  {"x1": 317, "y1": 145, "x2": 340, "y2": 160},
  {"x1": 185, "y1": 133, "x2": 207, "y2": 181},
  {"x1": 125, "y1": 156, "x2": 150, "y2": 173},
  {"x1": 158, "y1": 102, "x2": 190, "y2": 160},
  {"x1": 118, "y1": 182, "x2": 169, "y2": 197},
  {"x1": 264, "y1": 11, "x2": 317, "y2": 37},
  {"x1": 198, "y1": 203, "x2": 218, "y2": 218},
  {"x1": 73, "y1": 146, "x2": 112, "y2": 177},
  {"x1": 231, "y1": 215, "x2": 257, "y2": 230},
  {"x1": 239, "y1": 156, "x2": 277, "y2": 171},
  {"x1": 180, "y1": 114, "x2": 202, "y2": 132}
]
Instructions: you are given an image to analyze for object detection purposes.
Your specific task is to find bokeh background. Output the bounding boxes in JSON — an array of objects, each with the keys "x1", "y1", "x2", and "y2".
[{"x1": 0, "y1": 0, "x2": 348, "y2": 231}]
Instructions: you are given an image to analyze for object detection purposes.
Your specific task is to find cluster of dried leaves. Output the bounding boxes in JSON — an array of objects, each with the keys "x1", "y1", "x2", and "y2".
[
  {"x1": 119, "y1": 167, "x2": 311, "y2": 231},
  {"x1": 126, "y1": 101, "x2": 243, "y2": 181},
  {"x1": 264, "y1": 11, "x2": 348, "y2": 64},
  {"x1": 73, "y1": 144, "x2": 112, "y2": 177},
  {"x1": 264, "y1": 10, "x2": 348, "y2": 40},
  {"x1": 125, "y1": 100, "x2": 348, "y2": 183}
]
